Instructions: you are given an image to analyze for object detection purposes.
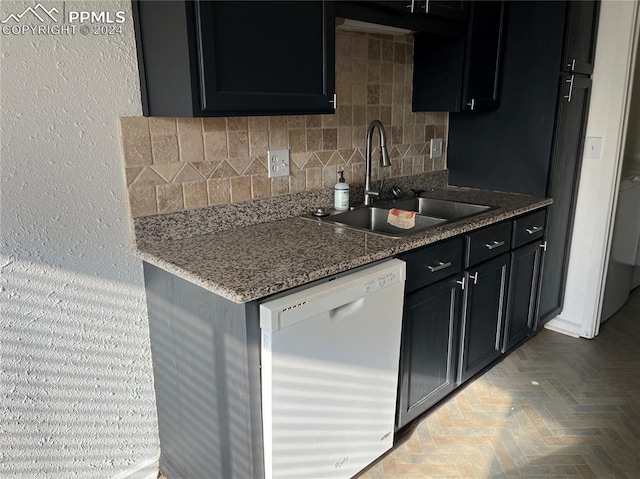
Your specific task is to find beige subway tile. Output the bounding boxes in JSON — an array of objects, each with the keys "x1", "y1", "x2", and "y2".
[
  {"x1": 151, "y1": 163, "x2": 182, "y2": 183},
  {"x1": 393, "y1": 42, "x2": 405, "y2": 63},
  {"x1": 192, "y1": 161, "x2": 219, "y2": 179},
  {"x1": 131, "y1": 166, "x2": 166, "y2": 187},
  {"x1": 336, "y1": 31, "x2": 353, "y2": 59},
  {"x1": 381, "y1": 63, "x2": 393, "y2": 83},
  {"x1": 176, "y1": 118, "x2": 202, "y2": 135},
  {"x1": 244, "y1": 158, "x2": 268, "y2": 175},
  {"x1": 306, "y1": 129, "x2": 322, "y2": 152},
  {"x1": 368, "y1": 38, "x2": 381, "y2": 61},
  {"x1": 230, "y1": 176, "x2": 251, "y2": 202},
  {"x1": 338, "y1": 127, "x2": 352, "y2": 149},
  {"x1": 322, "y1": 129, "x2": 337, "y2": 150},
  {"x1": 306, "y1": 167, "x2": 322, "y2": 190},
  {"x1": 203, "y1": 130, "x2": 228, "y2": 161},
  {"x1": 290, "y1": 170, "x2": 306, "y2": 194},
  {"x1": 381, "y1": 40, "x2": 393, "y2": 63},
  {"x1": 211, "y1": 160, "x2": 238, "y2": 178},
  {"x1": 353, "y1": 105, "x2": 366, "y2": 127},
  {"x1": 434, "y1": 154, "x2": 445, "y2": 171},
  {"x1": 178, "y1": 132, "x2": 205, "y2": 163},
  {"x1": 157, "y1": 183, "x2": 184, "y2": 213},
  {"x1": 322, "y1": 112, "x2": 338, "y2": 128},
  {"x1": 380, "y1": 106, "x2": 392, "y2": 126},
  {"x1": 183, "y1": 181, "x2": 208, "y2": 209},
  {"x1": 322, "y1": 165, "x2": 338, "y2": 188},
  {"x1": 316, "y1": 151, "x2": 333, "y2": 165},
  {"x1": 336, "y1": 82, "x2": 352, "y2": 106},
  {"x1": 353, "y1": 82, "x2": 367, "y2": 105},
  {"x1": 125, "y1": 166, "x2": 143, "y2": 186},
  {"x1": 353, "y1": 35, "x2": 367, "y2": 59},
  {"x1": 271, "y1": 176, "x2": 290, "y2": 196},
  {"x1": 352, "y1": 126, "x2": 366, "y2": 149},
  {"x1": 151, "y1": 134, "x2": 179, "y2": 164},
  {"x1": 413, "y1": 157, "x2": 425, "y2": 174},
  {"x1": 304, "y1": 152, "x2": 323, "y2": 168},
  {"x1": 380, "y1": 84, "x2": 393, "y2": 106},
  {"x1": 227, "y1": 130, "x2": 249, "y2": 158},
  {"x1": 249, "y1": 129, "x2": 269, "y2": 157},
  {"x1": 367, "y1": 62, "x2": 381, "y2": 83},
  {"x1": 325, "y1": 151, "x2": 346, "y2": 167},
  {"x1": 173, "y1": 163, "x2": 205, "y2": 183},
  {"x1": 248, "y1": 116, "x2": 268, "y2": 131},
  {"x1": 352, "y1": 58, "x2": 368, "y2": 83},
  {"x1": 202, "y1": 117, "x2": 226, "y2": 133},
  {"x1": 269, "y1": 129, "x2": 288, "y2": 150},
  {"x1": 289, "y1": 129, "x2": 306, "y2": 153},
  {"x1": 367, "y1": 106, "x2": 380, "y2": 124},
  {"x1": 287, "y1": 115, "x2": 306, "y2": 129},
  {"x1": 268, "y1": 116, "x2": 288, "y2": 130},
  {"x1": 149, "y1": 117, "x2": 176, "y2": 134},
  {"x1": 401, "y1": 157, "x2": 413, "y2": 176},
  {"x1": 352, "y1": 162, "x2": 366, "y2": 185},
  {"x1": 291, "y1": 151, "x2": 310, "y2": 169},
  {"x1": 415, "y1": 124, "x2": 426, "y2": 143},
  {"x1": 226, "y1": 117, "x2": 248, "y2": 131},
  {"x1": 391, "y1": 126, "x2": 403, "y2": 146},
  {"x1": 306, "y1": 115, "x2": 322, "y2": 128},
  {"x1": 349, "y1": 149, "x2": 365, "y2": 164},
  {"x1": 336, "y1": 56, "x2": 351, "y2": 83},
  {"x1": 390, "y1": 157, "x2": 402, "y2": 177},
  {"x1": 128, "y1": 186, "x2": 157, "y2": 217},
  {"x1": 251, "y1": 174, "x2": 271, "y2": 199},
  {"x1": 393, "y1": 63, "x2": 405, "y2": 85},
  {"x1": 337, "y1": 105, "x2": 352, "y2": 127},
  {"x1": 120, "y1": 117, "x2": 152, "y2": 167},
  {"x1": 228, "y1": 157, "x2": 252, "y2": 176},
  {"x1": 207, "y1": 177, "x2": 230, "y2": 205}
]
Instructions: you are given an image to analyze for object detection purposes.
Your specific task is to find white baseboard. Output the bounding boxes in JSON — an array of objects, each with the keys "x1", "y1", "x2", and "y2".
[
  {"x1": 111, "y1": 455, "x2": 159, "y2": 479},
  {"x1": 544, "y1": 316, "x2": 582, "y2": 338}
]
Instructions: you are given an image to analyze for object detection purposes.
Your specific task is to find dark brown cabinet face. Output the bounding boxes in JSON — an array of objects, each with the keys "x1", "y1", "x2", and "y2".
[{"x1": 562, "y1": 0, "x2": 600, "y2": 75}]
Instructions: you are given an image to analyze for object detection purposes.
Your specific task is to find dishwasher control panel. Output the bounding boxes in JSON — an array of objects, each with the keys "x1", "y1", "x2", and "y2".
[{"x1": 364, "y1": 271, "x2": 401, "y2": 295}]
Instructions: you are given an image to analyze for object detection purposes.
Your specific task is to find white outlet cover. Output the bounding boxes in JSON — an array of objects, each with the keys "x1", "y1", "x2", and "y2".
[
  {"x1": 584, "y1": 136, "x2": 602, "y2": 160},
  {"x1": 430, "y1": 138, "x2": 443, "y2": 159},
  {"x1": 267, "y1": 149, "x2": 290, "y2": 178}
]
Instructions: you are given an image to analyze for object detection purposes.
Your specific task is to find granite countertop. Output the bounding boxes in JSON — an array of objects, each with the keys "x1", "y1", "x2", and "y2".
[{"x1": 136, "y1": 185, "x2": 552, "y2": 304}]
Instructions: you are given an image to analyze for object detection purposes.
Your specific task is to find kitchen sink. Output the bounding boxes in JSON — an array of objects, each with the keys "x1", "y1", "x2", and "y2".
[
  {"x1": 306, "y1": 197, "x2": 495, "y2": 238},
  {"x1": 316, "y1": 207, "x2": 446, "y2": 237},
  {"x1": 384, "y1": 197, "x2": 494, "y2": 220}
]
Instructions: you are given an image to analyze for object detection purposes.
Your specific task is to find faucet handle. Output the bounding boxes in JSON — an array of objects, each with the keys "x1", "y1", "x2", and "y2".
[
  {"x1": 391, "y1": 186, "x2": 403, "y2": 199},
  {"x1": 410, "y1": 188, "x2": 425, "y2": 198}
]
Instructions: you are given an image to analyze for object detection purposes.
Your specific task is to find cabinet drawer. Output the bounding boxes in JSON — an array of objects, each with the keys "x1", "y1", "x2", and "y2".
[
  {"x1": 513, "y1": 209, "x2": 547, "y2": 248},
  {"x1": 465, "y1": 221, "x2": 512, "y2": 267},
  {"x1": 402, "y1": 237, "x2": 464, "y2": 293}
]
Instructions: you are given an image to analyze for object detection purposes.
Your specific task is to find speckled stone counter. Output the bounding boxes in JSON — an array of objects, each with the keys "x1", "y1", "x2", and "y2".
[{"x1": 136, "y1": 181, "x2": 552, "y2": 303}]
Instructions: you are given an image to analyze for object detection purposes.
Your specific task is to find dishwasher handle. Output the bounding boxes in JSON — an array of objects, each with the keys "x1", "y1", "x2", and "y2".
[{"x1": 329, "y1": 298, "x2": 365, "y2": 322}]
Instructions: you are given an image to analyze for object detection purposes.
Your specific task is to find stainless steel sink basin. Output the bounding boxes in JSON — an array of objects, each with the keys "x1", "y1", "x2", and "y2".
[
  {"x1": 317, "y1": 207, "x2": 446, "y2": 237},
  {"x1": 383, "y1": 197, "x2": 494, "y2": 221}
]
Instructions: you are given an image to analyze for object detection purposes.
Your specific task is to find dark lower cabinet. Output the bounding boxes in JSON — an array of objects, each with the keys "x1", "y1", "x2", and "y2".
[
  {"x1": 458, "y1": 253, "x2": 510, "y2": 383},
  {"x1": 397, "y1": 276, "x2": 462, "y2": 429},
  {"x1": 503, "y1": 241, "x2": 544, "y2": 352}
]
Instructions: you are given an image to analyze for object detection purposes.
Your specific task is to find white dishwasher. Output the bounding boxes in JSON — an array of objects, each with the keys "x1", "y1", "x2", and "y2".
[{"x1": 260, "y1": 259, "x2": 406, "y2": 479}]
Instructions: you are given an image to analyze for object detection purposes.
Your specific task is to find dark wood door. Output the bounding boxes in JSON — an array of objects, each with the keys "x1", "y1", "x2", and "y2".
[
  {"x1": 458, "y1": 254, "x2": 509, "y2": 384},
  {"x1": 462, "y1": 1, "x2": 505, "y2": 111},
  {"x1": 196, "y1": 1, "x2": 335, "y2": 115},
  {"x1": 503, "y1": 241, "x2": 543, "y2": 352},
  {"x1": 423, "y1": 1, "x2": 467, "y2": 22},
  {"x1": 562, "y1": 0, "x2": 600, "y2": 75},
  {"x1": 397, "y1": 276, "x2": 462, "y2": 429},
  {"x1": 538, "y1": 74, "x2": 592, "y2": 324}
]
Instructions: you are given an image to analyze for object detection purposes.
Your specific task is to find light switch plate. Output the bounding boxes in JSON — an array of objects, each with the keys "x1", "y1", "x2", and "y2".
[
  {"x1": 267, "y1": 149, "x2": 290, "y2": 178},
  {"x1": 584, "y1": 136, "x2": 602, "y2": 160},
  {"x1": 430, "y1": 138, "x2": 443, "y2": 159}
]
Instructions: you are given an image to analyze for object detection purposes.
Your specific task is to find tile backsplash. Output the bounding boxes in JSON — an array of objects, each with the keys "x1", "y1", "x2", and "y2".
[{"x1": 120, "y1": 31, "x2": 448, "y2": 218}]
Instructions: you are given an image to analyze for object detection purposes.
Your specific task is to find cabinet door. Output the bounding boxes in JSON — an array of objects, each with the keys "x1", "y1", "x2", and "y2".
[
  {"x1": 503, "y1": 241, "x2": 543, "y2": 352},
  {"x1": 458, "y1": 254, "x2": 509, "y2": 384},
  {"x1": 196, "y1": 1, "x2": 335, "y2": 115},
  {"x1": 462, "y1": 1, "x2": 505, "y2": 111},
  {"x1": 423, "y1": 1, "x2": 467, "y2": 22},
  {"x1": 563, "y1": 0, "x2": 599, "y2": 75},
  {"x1": 397, "y1": 277, "x2": 462, "y2": 429},
  {"x1": 538, "y1": 74, "x2": 591, "y2": 324}
]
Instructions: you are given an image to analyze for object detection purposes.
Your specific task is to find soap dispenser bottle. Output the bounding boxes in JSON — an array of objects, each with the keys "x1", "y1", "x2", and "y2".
[{"x1": 334, "y1": 170, "x2": 349, "y2": 211}]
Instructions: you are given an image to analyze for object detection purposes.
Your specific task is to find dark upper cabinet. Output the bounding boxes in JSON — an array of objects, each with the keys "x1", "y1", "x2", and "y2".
[
  {"x1": 134, "y1": 1, "x2": 335, "y2": 117},
  {"x1": 397, "y1": 276, "x2": 462, "y2": 429},
  {"x1": 413, "y1": 1, "x2": 505, "y2": 112},
  {"x1": 538, "y1": 74, "x2": 592, "y2": 324},
  {"x1": 562, "y1": 0, "x2": 600, "y2": 74},
  {"x1": 458, "y1": 253, "x2": 509, "y2": 383},
  {"x1": 503, "y1": 241, "x2": 544, "y2": 352}
]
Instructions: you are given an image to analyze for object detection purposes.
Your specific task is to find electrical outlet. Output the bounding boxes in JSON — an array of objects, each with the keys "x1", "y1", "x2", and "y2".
[
  {"x1": 584, "y1": 137, "x2": 602, "y2": 160},
  {"x1": 267, "y1": 149, "x2": 290, "y2": 178},
  {"x1": 430, "y1": 138, "x2": 443, "y2": 159}
]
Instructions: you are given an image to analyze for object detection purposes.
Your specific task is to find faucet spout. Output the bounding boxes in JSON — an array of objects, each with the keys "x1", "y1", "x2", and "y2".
[{"x1": 364, "y1": 120, "x2": 391, "y2": 206}]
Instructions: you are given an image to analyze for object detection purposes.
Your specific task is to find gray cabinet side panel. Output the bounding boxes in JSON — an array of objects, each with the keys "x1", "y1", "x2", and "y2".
[{"x1": 143, "y1": 262, "x2": 259, "y2": 479}]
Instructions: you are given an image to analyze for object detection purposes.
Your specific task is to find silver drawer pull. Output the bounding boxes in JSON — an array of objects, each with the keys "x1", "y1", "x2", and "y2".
[
  {"x1": 526, "y1": 226, "x2": 543, "y2": 234},
  {"x1": 485, "y1": 240, "x2": 505, "y2": 250},
  {"x1": 427, "y1": 261, "x2": 452, "y2": 273}
]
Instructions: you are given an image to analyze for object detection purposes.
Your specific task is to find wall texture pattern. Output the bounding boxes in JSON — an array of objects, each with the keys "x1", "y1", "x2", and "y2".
[
  {"x1": 0, "y1": 1, "x2": 158, "y2": 478},
  {"x1": 121, "y1": 31, "x2": 448, "y2": 217}
]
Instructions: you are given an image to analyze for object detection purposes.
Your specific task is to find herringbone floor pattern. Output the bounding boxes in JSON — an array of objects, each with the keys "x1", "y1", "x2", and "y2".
[{"x1": 357, "y1": 288, "x2": 640, "y2": 479}]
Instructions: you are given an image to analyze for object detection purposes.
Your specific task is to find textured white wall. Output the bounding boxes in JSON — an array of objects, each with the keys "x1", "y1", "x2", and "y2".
[{"x1": 0, "y1": 1, "x2": 159, "y2": 478}]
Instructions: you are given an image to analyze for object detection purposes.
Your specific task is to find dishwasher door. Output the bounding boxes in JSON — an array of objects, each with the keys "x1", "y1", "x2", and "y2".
[{"x1": 260, "y1": 259, "x2": 406, "y2": 479}]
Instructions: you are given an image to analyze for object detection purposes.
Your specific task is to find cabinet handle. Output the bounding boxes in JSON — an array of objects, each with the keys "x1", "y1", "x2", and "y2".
[
  {"x1": 456, "y1": 277, "x2": 465, "y2": 290},
  {"x1": 568, "y1": 58, "x2": 576, "y2": 71},
  {"x1": 328, "y1": 93, "x2": 336, "y2": 110},
  {"x1": 485, "y1": 240, "x2": 505, "y2": 250},
  {"x1": 467, "y1": 98, "x2": 476, "y2": 111},
  {"x1": 427, "y1": 261, "x2": 452, "y2": 273},
  {"x1": 540, "y1": 241, "x2": 548, "y2": 252},
  {"x1": 564, "y1": 75, "x2": 574, "y2": 103},
  {"x1": 469, "y1": 272, "x2": 479, "y2": 285},
  {"x1": 526, "y1": 226, "x2": 543, "y2": 235},
  {"x1": 406, "y1": 0, "x2": 415, "y2": 13},
  {"x1": 423, "y1": 0, "x2": 430, "y2": 12}
]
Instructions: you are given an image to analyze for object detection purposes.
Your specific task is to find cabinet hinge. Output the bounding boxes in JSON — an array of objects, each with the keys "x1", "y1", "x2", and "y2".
[{"x1": 329, "y1": 93, "x2": 336, "y2": 110}]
